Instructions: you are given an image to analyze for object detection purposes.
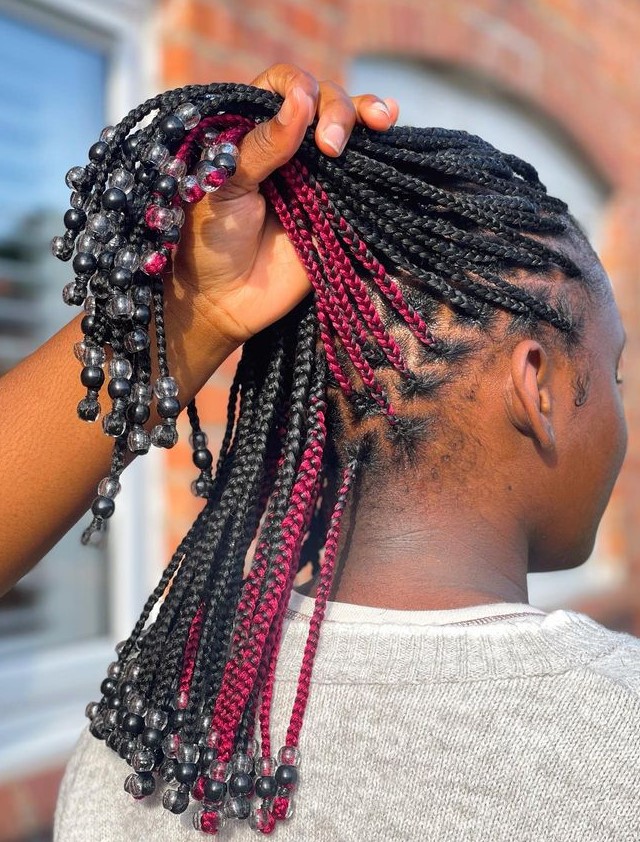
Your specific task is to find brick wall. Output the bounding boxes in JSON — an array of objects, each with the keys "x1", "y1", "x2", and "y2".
[{"x1": 158, "y1": 0, "x2": 640, "y2": 631}]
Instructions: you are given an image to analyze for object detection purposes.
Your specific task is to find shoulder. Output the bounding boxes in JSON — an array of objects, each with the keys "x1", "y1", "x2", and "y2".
[{"x1": 570, "y1": 611, "x2": 640, "y2": 696}]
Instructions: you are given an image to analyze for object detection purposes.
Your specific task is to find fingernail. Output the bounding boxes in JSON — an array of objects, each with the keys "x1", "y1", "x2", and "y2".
[
  {"x1": 370, "y1": 101, "x2": 391, "y2": 118},
  {"x1": 322, "y1": 123, "x2": 346, "y2": 155}
]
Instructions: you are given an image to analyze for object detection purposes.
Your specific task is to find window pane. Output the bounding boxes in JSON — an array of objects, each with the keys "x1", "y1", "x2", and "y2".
[{"x1": 0, "y1": 10, "x2": 110, "y2": 653}]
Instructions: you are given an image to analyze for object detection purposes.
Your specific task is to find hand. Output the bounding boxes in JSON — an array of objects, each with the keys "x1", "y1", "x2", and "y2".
[{"x1": 171, "y1": 64, "x2": 399, "y2": 348}]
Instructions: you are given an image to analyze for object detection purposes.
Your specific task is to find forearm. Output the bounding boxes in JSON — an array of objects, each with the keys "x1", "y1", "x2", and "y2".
[{"x1": 0, "y1": 284, "x2": 240, "y2": 595}]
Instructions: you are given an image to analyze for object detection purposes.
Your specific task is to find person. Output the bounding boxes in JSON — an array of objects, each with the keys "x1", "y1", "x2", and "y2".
[{"x1": 0, "y1": 64, "x2": 637, "y2": 840}]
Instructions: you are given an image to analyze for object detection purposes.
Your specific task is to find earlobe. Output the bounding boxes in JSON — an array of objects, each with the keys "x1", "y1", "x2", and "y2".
[{"x1": 506, "y1": 340, "x2": 556, "y2": 452}]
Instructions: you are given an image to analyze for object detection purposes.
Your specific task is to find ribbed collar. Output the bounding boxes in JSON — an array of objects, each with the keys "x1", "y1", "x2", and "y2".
[{"x1": 273, "y1": 592, "x2": 622, "y2": 685}]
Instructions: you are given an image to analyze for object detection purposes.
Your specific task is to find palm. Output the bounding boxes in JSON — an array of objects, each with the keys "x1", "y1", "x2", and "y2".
[{"x1": 174, "y1": 188, "x2": 312, "y2": 345}]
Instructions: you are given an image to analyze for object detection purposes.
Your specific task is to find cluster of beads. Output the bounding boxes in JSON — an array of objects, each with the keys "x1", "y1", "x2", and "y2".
[
  {"x1": 86, "y1": 640, "x2": 300, "y2": 836},
  {"x1": 52, "y1": 100, "x2": 240, "y2": 536}
]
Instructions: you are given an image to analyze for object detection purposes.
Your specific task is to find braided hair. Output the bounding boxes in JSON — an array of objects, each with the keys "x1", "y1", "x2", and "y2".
[{"x1": 53, "y1": 82, "x2": 591, "y2": 835}]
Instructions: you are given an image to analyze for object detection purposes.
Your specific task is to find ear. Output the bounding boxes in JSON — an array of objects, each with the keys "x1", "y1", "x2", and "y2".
[{"x1": 506, "y1": 340, "x2": 556, "y2": 452}]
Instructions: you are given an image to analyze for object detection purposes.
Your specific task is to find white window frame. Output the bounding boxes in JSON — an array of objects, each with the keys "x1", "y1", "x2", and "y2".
[{"x1": 0, "y1": 0, "x2": 166, "y2": 779}]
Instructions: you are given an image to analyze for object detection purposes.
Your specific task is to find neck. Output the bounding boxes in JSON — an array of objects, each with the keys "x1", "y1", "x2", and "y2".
[{"x1": 295, "y1": 482, "x2": 530, "y2": 611}]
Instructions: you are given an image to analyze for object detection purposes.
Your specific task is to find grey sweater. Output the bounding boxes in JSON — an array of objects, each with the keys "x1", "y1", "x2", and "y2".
[{"x1": 54, "y1": 595, "x2": 640, "y2": 841}]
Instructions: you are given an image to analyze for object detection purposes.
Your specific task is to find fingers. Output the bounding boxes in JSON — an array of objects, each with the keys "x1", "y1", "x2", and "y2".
[{"x1": 222, "y1": 63, "x2": 400, "y2": 192}]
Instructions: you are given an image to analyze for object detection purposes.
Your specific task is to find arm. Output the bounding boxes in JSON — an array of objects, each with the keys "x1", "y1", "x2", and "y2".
[{"x1": 0, "y1": 64, "x2": 399, "y2": 595}]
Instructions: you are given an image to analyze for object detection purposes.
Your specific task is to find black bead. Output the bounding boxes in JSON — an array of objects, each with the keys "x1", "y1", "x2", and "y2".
[
  {"x1": 133, "y1": 304, "x2": 151, "y2": 325},
  {"x1": 141, "y1": 727, "x2": 163, "y2": 748},
  {"x1": 110, "y1": 267, "x2": 132, "y2": 289},
  {"x1": 191, "y1": 431, "x2": 208, "y2": 449},
  {"x1": 203, "y1": 779, "x2": 225, "y2": 803},
  {"x1": 89, "y1": 141, "x2": 109, "y2": 162},
  {"x1": 108, "y1": 378, "x2": 132, "y2": 399},
  {"x1": 122, "y1": 712, "x2": 145, "y2": 735},
  {"x1": 81, "y1": 314, "x2": 97, "y2": 336},
  {"x1": 175, "y1": 762, "x2": 198, "y2": 784},
  {"x1": 137, "y1": 165, "x2": 158, "y2": 186},
  {"x1": 213, "y1": 152, "x2": 237, "y2": 176},
  {"x1": 162, "y1": 225, "x2": 181, "y2": 245},
  {"x1": 92, "y1": 495, "x2": 115, "y2": 519},
  {"x1": 274, "y1": 764, "x2": 298, "y2": 787},
  {"x1": 121, "y1": 133, "x2": 141, "y2": 158},
  {"x1": 228, "y1": 772, "x2": 253, "y2": 797},
  {"x1": 102, "y1": 187, "x2": 127, "y2": 211},
  {"x1": 100, "y1": 677, "x2": 118, "y2": 696},
  {"x1": 200, "y1": 748, "x2": 217, "y2": 767},
  {"x1": 126, "y1": 402, "x2": 150, "y2": 425},
  {"x1": 159, "y1": 114, "x2": 186, "y2": 143},
  {"x1": 64, "y1": 208, "x2": 87, "y2": 230},
  {"x1": 108, "y1": 695, "x2": 122, "y2": 709},
  {"x1": 81, "y1": 365, "x2": 105, "y2": 388},
  {"x1": 255, "y1": 775, "x2": 278, "y2": 799},
  {"x1": 153, "y1": 175, "x2": 178, "y2": 199},
  {"x1": 170, "y1": 709, "x2": 186, "y2": 729},
  {"x1": 98, "y1": 251, "x2": 115, "y2": 271},
  {"x1": 193, "y1": 448, "x2": 213, "y2": 470},
  {"x1": 119, "y1": 680, "x2": 134, "y2": 699},
  {"x1": 158, "y1": 396, "x2": 180, "y2": 418},
  {"x1": 73, "y1": 252, "x2": 97, "y2": 275}
]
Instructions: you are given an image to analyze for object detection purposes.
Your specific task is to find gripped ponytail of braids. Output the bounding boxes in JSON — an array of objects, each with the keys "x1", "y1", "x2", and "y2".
[{"x1": 53, "y1": 82, "x2": 585, "y2": 835}]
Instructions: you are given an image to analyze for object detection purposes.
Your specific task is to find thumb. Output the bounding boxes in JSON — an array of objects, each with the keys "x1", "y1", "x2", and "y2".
[{"x1": 230, "y1": 86, "x2": 315, "y2": 193}]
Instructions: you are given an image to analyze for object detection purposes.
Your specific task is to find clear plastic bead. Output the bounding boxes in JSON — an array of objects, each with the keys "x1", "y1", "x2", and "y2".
[
  {"x1": 124, "y1": 773, "x2": 144, "y2": 798},
  {"x1": 201, "y1": 129, "x2": 219, "y2": 147},
  {"x1": 224, "y1": 797, "x2": 250, "y2": 819},
  {"x1": 162, "y1": 733, "x2": 181, "y2": 758},
  {"x1": 74, "y1": 340, "x2": 88, "y2": 362},
  {"x1": 76, "y1": 233, "x2": 101, "y2": 255},
  {"x1": 97, "y1": 477, "x2": 121, "y2": 498},
  {"x1": 106, "y1": 234, "x2": 126, "y2": 252},
  {"x1": 84, "y1": 345, "x2": 106, "y2": 366},
  {"x1": 142, "y1": 142, "x2": 170, "y2": 168},
  {"x1": 231, "y1": 753, "x2": 253, "y2": 774},
  {"x1": 161, "y1": 156, "x2": 187, "y2": 180},
  {"x1": 70, "y1": 191, "x2": 87, "y2": 209},
  {"x1": 106, "y1": 293, "x2": 134, "y2": 320},
  {"x1": 177, "y1": 743, "x2": 199, "y2": 764},
  {"x1": 127, "y1": 692, "x2": 147, "y2": 715},
  {"x1": 214, "y1": 142, "x2": 239, "y2": 160},
  {"x1": 131, "y1": 383, "x2": 153, "y2": 405},
  {"x1": 146, "y1": 709, "x2": 168, "y2": 731},
  {"x1": 77, "y1": 396, "x2": 101, "y2": 422},
  {"x1": 154, "y1": 376, "x2": 179, "y2": 398},
  {"x1": 175, "y1": 102, "x2": 200, "y2": 130},
  {"x1": 197, "y1": 714, "x2": 212, "y2": 733},
  {"x1": 114, "y1": 247, "x2": 140, "y2": 272},
  {"x1": 195, "y1": 161, "x2": 226, "y2": 192},
  {"x1": 128, "y1": 427, "x2": 151, "y2": 455},
  {"x1": 85, "y1": 701, "x2": 100, "y2": 720},
  {"x1": 104, "y1": 708, "x2": 119, "y2": 730},
  {"x1": 178, "y1": 175, "x2": 203, "y2": 203},
  {"x1": 109, "y1": 357, "x2": 133, "y2": 379},
  {"x1": 62, "y1": 281, "x2": 82, "y2": 305},
  {"x1": 115, "y1": 640, "x2": 127, "y2": 655},
  {"x1": 246, "y1": 738, "x2": 258, "y2": 758},
  {"x1": 206, "y1": 727, "x2": 220, "y2": 749},
  {"x1": 84, "y1": 295, "x2": 96, "y2": 315},
  {"x1": 133, "y1": 285, "x2": 152, "y2": 305},
  {"x1": 249, "y1": 806, "x2": 272, "y2": 832},
  {"x1": 162, "y1": 788, "x2": 189, "y2": 814},
  {"x1": 145, "y1": 205, "x2": 174, "y2": 232},
  {"x1": 125, "y1": 661, "x2": 141, "y2": 681},
  {"x1": 109, "y1": 167, "x2": 135, "y2": 194},
  {"x1": 50, "y1": 236, "x2": 69, "y2": 259},
  {"x1": 160, "y1": 759, "x2": 177, "y2": 782},
  {"x1": 107, "y1": 660, "x2": 123, "y2": 678},
  {"x1": 140, "y1": 250, "x2": 167, "y2": 275},
  {"x1": 277, "y1": 746, "x2": 300, "y2": 766},
  {"x1": 174, "y1": 689, "x2": 189, "y2": 710},
  {"x1": 124, "y1": 329, "x2": 150, "y2": 353},
  {"x1": 132, "y1": 747, "x2": 155, "y2": 772},
  {"x1": 100, "y1": 125, "x2": 117, "y2": 143},
  {"x1": 191, "y1": 477, "x2": 210, "y2": 498},
  {"x1": 102, "y1": 411, "x2": 126, "y2": 437},
  {"x1": 151, "y1": 423, "x2": 179, "y2": 448},
  {"x1": 193, "y1": 808, "x2": 225, "y2": 833},
  {"x1": 255, "y1": 756, "x2": 277, "y2": 777},
  {"x1": 172, "y1": 206, "x2": 185, "y2": 228},
  {"x1": 65, "y1": 165, "x2": 87, "y2": 190},
  {"x1": 86, "y1": 213, "x2": 115, "y2": 243}
]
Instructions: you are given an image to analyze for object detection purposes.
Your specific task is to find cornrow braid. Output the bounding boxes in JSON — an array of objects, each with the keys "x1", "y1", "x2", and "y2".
[{"x1": 55, "y1": 81, "x2": 587, "y2": 835}]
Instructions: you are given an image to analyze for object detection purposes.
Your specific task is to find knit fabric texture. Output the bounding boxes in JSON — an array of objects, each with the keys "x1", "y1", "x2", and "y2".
[{"x1": 54, "y1": 594, "x2": 640, "y2": 841}]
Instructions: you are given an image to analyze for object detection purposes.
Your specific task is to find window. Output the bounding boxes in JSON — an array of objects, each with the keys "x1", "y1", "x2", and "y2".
[{"x1": 0, "y1": 0, "x2": 160, "y2": 776}]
